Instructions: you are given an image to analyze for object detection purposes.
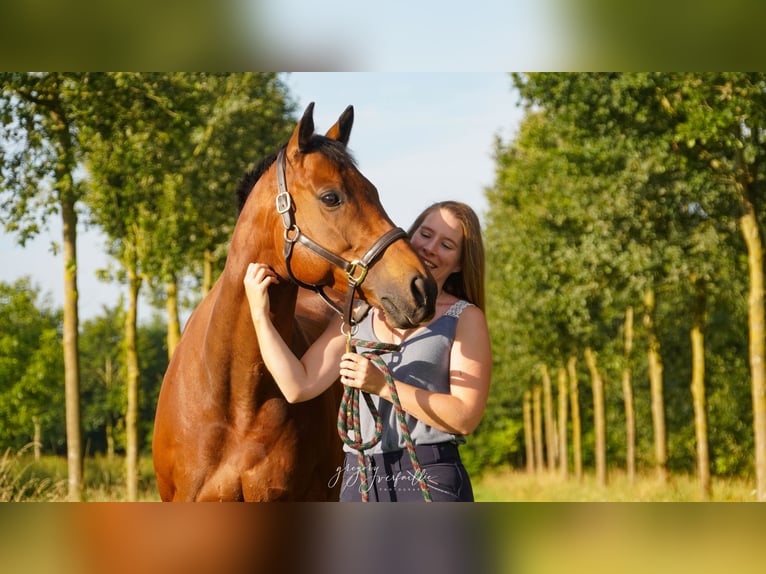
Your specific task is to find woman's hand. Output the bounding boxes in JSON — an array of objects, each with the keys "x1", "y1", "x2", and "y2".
[
  {"x1": 339, "y1": 352, "x2": 390, "y2": 399},
  {"x1": 244, "y1": 262, "x2": 279, "y2": 322}
]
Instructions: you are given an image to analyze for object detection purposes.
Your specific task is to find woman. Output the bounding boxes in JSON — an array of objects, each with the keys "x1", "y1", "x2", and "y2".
[{"x1": 244, "y1": 201, "x2": 491, "y2": 501}]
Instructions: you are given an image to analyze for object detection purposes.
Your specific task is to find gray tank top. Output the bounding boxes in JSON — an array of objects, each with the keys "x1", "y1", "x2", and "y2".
[{"x1": 343, "y1": 299, "x2": 472, "y2": 454}]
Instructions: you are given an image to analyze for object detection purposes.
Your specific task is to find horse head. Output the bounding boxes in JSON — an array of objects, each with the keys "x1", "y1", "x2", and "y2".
[{"x1": 245, "y1": 102, "x2": 437, "y2": 328}]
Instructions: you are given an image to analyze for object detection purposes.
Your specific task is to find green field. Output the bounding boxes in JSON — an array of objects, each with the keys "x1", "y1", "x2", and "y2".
[
  {"x1": 3, "y1": 448, "x2": 757, "y2": 502},
  {"x1": 472, "y1": 466, "x2": 756, "y2": 502},
  {"x1": 1, "y1": 449, "x2": 160, "y2": 502}
]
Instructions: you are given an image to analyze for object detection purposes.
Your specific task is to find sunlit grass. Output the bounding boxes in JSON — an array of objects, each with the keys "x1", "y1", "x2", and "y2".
[
  {"x1": 5, "y1": 448, "x2": 758, "y2": 502},
  {"x1": 0, "y1": 445, "x2": 64, "y2": 502},
  {"x1": 473, "y1": 465, "x2": 757, "y2": 502},
  {"x1": 2, "y1": 448, "x2": 160, "y2": 502}
]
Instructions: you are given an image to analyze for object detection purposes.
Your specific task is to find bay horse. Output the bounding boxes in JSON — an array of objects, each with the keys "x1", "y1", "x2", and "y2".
[{"x1": 152, "y1": 103, "x2": 437, "y2": 501}]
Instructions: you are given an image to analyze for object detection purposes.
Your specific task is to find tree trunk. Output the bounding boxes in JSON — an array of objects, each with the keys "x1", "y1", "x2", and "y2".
[
  {"x1": 690, "y1": 277, "x2": 711, "y2": 499},
  {"x1": 622, "y1": 306, "x2": 636, "y2": 483},
  {"x1": 202, "y1": 248, "x2": 214, "y2": 296},
  {"x1": 568, "y1": 355, "x2": 582, "y2": 481},
  {"x1": 106, "y1": 419, "x2": 115, "y2": 462},
  {"x1": 102, "y1": 355, "x2": 115, "y2": 462},
  {"x1": 643, "y1": 288, "x2": 668, "y2": 483},
  {"x1": 62, "y1": 195, "x2": 83, "y2": 501},
  {"x1": 557, "y1": 366, "x2": 569, "y2": 478},
  {"x1": 523, "y1": 390, "x2": 534, "y2": 473},
  {"x1": 739, "y1": 197, "x2": 766, "y2": 501},
  {"x1": 584, "y1": 347, "x2": 607, "y2": 487},
  {"x1": 165, "y1": 276, "x2": 181, "y2": 360},
  {"x1": 125, "y1": 264, "x2": 142, "y2": 502},
  {"x1": 33, "y1": 416, "x2": 41, "y2": 462},
  {"x1": 532, "y1": 385, "x2": 544, "y2": 474},
  {"x1": 541, "y1": 365, "x2": 556, "y2": 471}
]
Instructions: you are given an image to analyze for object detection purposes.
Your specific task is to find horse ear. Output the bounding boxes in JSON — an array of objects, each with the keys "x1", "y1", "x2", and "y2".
[
  {"x1": 288, "y1": 102, "x2": 316, "y2": 153},
  {"x1": 325, "y1": 105, "x2": 354, "y2": 146}
]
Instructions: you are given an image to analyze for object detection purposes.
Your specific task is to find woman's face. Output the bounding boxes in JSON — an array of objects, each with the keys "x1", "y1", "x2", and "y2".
[{"x1": 410, "y1": 208, "x2": 463, "y2": 290}]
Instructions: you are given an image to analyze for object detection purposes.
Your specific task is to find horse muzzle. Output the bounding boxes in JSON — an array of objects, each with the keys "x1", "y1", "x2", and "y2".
[{"x1": 377, "y1": 272, "x2": 437, "y2": 329}]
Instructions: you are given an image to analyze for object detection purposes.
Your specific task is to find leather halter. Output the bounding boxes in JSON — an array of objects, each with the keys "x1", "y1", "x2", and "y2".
[{"x1": 275, "y1": 148, "x2": 408, "y2": 330}]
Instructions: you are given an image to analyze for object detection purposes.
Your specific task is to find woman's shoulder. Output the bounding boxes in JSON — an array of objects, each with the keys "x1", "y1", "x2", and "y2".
[
  {"x1": 445, "y1": 299, "x2": 473, "y2": 318},
  {"x1": 444, "y1": 297, "x2": 486, "y2": 319},
  {"x1": 451, "y1": 299, "x2": 488, "y2": 332}
]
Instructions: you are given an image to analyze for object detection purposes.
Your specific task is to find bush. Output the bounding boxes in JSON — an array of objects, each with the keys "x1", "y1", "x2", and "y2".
[{"x1": 461, "y1": 419, "x2": 523, "y2": 479}]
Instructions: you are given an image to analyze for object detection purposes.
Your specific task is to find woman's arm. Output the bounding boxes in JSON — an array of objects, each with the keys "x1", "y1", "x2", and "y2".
[
  {"x1": 339, "y1": 305, "x2": 492, "y2": 435},
  {"x1": 244, "y1": 263, "x2": 347, "y2": 403}
]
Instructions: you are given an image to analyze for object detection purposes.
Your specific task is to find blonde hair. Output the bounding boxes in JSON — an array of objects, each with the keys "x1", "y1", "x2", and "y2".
[{"x1": 407, "y1": 201, "x2": 486, "y2": 312}]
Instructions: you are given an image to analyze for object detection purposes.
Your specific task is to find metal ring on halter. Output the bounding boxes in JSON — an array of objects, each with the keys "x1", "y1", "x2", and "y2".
[
  {"x1": 340, "y1": 321, "x2": 359, "y2": 338},
  {"x1": 283, "y1": 224, "x2": 301, "y2": 243}
]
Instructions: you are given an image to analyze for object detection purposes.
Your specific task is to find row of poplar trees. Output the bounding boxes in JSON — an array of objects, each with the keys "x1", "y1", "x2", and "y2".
[
  {"x1": 0, "y1": 73, "x2": 297, "y2": 500},
  {"x1": 477, "y1": 73, "x2": 766, "y2": 500}
]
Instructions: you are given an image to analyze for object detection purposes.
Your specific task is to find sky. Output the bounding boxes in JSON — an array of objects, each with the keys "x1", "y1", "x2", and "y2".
[{"x1": 0, "y1": 73, "x2": 524, "y2": 321}]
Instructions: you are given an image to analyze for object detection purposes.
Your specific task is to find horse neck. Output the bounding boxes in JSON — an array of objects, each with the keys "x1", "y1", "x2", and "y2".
[
  {"x1": 227, "y1": 169, "x2": 287, "y2": 280},
  {"x1": 209, "y1": 182, "x2": 299, "y2": 382},
  {"x1": 218, "y1": 207, "x2": 296, "y2": 340},
  {"x1": 203, "y1": 260, "x2": 297, "y2": 411}
]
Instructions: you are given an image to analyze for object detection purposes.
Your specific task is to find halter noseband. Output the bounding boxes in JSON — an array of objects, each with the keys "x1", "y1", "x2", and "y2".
[{"x1": 275, "y1": 148, "x2": 408, "y2": 329}]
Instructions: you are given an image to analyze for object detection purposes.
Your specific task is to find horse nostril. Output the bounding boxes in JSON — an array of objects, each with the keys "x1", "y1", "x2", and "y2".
[{"x1": 411, "y1": 275, "x2": 437, "y2": 315}]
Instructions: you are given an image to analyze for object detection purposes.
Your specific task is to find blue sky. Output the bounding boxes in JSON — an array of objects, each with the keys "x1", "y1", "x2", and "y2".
[{"x1": 0, "y1": 73, "x2": 523, "y2": 320}]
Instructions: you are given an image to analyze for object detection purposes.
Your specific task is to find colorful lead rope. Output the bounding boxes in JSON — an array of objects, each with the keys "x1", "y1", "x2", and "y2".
[{"x1": 337, "y1": 333, "x2": 432, "y2": 502}]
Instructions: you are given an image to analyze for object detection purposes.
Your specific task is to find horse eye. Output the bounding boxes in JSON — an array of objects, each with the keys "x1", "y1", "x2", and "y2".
[{"x1": 320, "y1": 191, "x2": 342, "y2": 207}]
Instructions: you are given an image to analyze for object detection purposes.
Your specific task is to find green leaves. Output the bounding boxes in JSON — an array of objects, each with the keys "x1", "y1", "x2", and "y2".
[
  {"x1": 0, "y1": 278, "x2": 64, "y2": 451},
  {"x1": 82, "y1": 73, "x2": 295, "y2": 303},
  {"x1": 480, "y1": 73, "x2": 758, "y2": 474}
]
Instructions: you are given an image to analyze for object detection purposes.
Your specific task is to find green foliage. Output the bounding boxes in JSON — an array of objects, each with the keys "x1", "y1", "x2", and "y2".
[
  {"x1": 461, "y1": 417, "x2": 523, "y2": 479},
  {"x1": 81, "y1": 72, "x2": 296, "y2": 305},
  {"x1": 79, "y1": 306, "x2": 168, "y2": 456},
  {"x1": 0, "y1": 286, "x2": 168, "y2": 457},
  {"x1": 0, "y1": 278, "x2": 65, "y2": 452},
  {"x1": 135, "y1": 314, "x2": 169, "y2": 448},
  {"x1": 0, "y1": 73, "x2": 86, "y2": 242},
  {"x1": 483, "y1": 73, "x2": 763, "y2": 480},
  {"x1": 79, "y1": 305, "x2": 127, "y2": 454}
]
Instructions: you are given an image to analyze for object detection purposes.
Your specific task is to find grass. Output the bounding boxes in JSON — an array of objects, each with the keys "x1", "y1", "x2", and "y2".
[
  {"x1": 472, "y1": 465, "x2": 758, "y2": 502},
  {"x1": 3, "y1": 447, "x2": 758, "y2": 502},
  {"x1": 0, "y1": 445, "x2": 64, "y2": 502},
  {"x1": 1, "y1": 448, "x2": 160, "y2": 502}
]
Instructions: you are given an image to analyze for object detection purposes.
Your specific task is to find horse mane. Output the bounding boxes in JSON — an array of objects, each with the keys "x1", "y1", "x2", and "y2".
[{"x1": 235, "y1": 136, "x2": 358, "y2": 214}]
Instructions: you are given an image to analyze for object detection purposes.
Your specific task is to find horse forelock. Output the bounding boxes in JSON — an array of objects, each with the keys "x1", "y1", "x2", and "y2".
[
  {"x1": 301, "y1": 136, "x2": 357, "y2": 170},
  {"x1": 235, "y1": 137, "x2": 357, "y2": 214}
]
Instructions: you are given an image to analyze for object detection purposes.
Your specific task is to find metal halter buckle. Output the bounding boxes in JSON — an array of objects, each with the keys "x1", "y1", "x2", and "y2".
[
  {"x1": 346, "y1": 260, "x2": 369, "y2": 287},
  {"x1": 276, "y1": 192, "x2": 291, "y2": 214}
]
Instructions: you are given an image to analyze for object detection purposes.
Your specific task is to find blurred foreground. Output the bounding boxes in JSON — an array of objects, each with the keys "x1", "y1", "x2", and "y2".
[
  {"x1": 1, "y1": 503, "x2": 765, "y2": 574},
  {"x1": 1, "y1": 0, "x2": 764, "y2": 69}
]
